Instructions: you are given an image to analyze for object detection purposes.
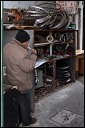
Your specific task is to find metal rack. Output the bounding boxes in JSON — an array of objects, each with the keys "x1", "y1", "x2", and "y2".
[{"x1": 34, "y1": 29, "x2": 77, "y2": 100}]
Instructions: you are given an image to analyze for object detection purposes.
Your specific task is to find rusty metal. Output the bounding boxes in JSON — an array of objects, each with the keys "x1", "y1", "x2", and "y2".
[
  {"x1": 4, "y1": 2, "x2": 69, "y2": 29},
  {"x1": 36, "y1": 2, "x2": 61, "y2": 10},
  {"x1": 29, "y1": 6, "x2": 49, "y2": 14}
]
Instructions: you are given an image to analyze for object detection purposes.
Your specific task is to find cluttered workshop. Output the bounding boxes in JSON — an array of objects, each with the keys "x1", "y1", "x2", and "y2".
[{"x1": 2, "y1": 1, "x2": 84, "y2": 127}]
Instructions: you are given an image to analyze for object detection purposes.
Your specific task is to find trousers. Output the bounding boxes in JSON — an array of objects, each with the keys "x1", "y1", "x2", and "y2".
[{"x1": 19, "y1": 91, "x2": 33, "y2": 126}]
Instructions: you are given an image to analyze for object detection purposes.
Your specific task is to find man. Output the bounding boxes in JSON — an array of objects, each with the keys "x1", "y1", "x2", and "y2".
[{"x1": 4, "y1": 29, "x2": 37, "y2": 126}]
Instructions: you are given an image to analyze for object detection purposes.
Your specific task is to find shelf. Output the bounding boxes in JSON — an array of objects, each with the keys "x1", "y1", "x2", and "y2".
[
  {"x1": 46, "y1": 55, "x2": 76, "y2": 62},
  {"x1": 76, "y1": 49, "x2": 84, "y2": 55},
  {"x1": 36, "y1": 55, "x2": 76, "y2": 63},
  {"x1": 4, "y1": 24, "x2": 78, "y2": 32},
  {"x1": 4, "y1": 24, "x2": 39, "y2": 30},
  {"x1": 34, "y1": 41, "x2": 74, "y2": 47},
  {"x1": 34, "y1": 41, "x2": 60, "y2": 47}
]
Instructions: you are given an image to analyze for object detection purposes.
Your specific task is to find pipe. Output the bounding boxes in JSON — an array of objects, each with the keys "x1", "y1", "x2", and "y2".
[{"x1": 79, "y1": 1, "x2": 84, "y2": 50}]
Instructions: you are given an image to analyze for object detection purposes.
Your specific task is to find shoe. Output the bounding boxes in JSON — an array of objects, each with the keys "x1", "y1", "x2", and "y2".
[
  {"x1": 31, "y1": 118, "x2": 37, "y2": 124},
  {"x1": 21, "y1": 118, "x2": 37, "y2": 127}
]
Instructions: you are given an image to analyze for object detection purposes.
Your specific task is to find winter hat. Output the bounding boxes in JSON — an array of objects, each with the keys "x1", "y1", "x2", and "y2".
[{"x1": 15, "y1": 29, "x2": 30, "y2": 43}]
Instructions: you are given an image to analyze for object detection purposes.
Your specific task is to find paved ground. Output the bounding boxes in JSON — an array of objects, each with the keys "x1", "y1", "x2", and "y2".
[
  {"x1": 77, "y1": 75, "x2": 84, "y2": 85},
  {"x1": 30, "y1": 78, "x2": 84, "y2": 127}
]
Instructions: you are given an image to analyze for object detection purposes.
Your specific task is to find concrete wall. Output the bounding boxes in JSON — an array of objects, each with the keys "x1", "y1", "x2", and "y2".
[
  {"x1": 3, "y1": 1, "x2": 47, "y2": 9},
  {"x1": 3, "y1": 30, "x2": 34, "y2": 48}
]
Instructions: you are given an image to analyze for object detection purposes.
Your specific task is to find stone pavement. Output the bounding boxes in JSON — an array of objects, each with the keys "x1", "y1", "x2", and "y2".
[{"x1": 30, "y1": 80, "x2": 84, "y2": 127}]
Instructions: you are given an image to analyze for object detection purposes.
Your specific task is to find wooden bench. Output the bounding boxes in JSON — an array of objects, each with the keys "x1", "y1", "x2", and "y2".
[{"x1": 76, "y1": 50, "x2": 84, "y2": 78}]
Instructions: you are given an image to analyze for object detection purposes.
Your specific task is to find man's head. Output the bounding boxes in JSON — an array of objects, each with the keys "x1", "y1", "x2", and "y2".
[{"x1": 15, "y1": 29, "x2": 30, "y2": 48}]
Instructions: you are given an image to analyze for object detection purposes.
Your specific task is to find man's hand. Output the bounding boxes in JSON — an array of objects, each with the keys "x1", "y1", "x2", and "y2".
[
  {"x1": 31, "y1": 49, "x2": 37, "y2": 54},
  {"x1": 27, "y1": 47, "x2": 37, "y2": 54}
]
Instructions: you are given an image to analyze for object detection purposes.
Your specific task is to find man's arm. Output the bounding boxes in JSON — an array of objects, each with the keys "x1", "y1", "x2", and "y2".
[{"x1": 19, "y1": 51, "x2": 37, "y2": 72}]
